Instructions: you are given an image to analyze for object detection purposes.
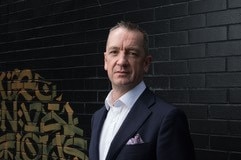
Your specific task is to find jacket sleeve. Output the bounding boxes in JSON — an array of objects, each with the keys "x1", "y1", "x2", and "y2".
[{"x1": 156, "y1": 109, "x2": 195, "y2": 160}]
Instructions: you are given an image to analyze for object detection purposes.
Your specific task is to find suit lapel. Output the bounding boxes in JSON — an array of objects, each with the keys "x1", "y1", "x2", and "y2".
[
  {"x1": 105, "y1": 89, "x2": 155, "y2": 160},
  {"x1": 90, "y1": 107, "x2": 108, "y2": 160}
]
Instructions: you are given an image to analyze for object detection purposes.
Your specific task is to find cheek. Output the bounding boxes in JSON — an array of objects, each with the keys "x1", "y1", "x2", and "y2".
[
  {"x1": 104, "y1": 62, "x2": 107, "y2": 71},
  {"x1": 104, "y1": 57, "x2": 109, "y2": 71},
  {"x1": 104, "y1": 60, "x2": 115, "y2": 73}
]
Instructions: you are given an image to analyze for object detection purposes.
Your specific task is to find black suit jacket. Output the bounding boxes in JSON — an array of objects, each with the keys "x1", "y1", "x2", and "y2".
[{"x1": 89, "y1": 88, "x2": 195, "y2": 160}]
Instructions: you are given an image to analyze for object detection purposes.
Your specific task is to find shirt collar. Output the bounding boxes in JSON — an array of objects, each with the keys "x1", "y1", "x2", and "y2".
[{"x1": 105, "y1": 81, "x2": 146, "y2": 110}]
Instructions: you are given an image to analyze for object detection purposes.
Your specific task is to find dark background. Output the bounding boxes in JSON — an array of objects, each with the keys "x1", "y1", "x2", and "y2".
[{"x1": 1, "y1": 0, "x2": 241, "y2": 159}]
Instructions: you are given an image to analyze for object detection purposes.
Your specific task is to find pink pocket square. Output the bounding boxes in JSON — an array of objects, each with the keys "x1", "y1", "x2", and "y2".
[{"x1": 126, "y1": 133, "x2": 144, "y2": 145}]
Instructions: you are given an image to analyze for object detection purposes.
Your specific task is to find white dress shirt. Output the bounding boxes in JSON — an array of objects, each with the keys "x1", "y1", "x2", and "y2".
[{"x1": 99, "y1": 81, "x2": 146, "y2": 160}]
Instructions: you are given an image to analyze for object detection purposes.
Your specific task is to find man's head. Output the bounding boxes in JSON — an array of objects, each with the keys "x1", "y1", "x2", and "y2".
[
  {"x1": 104, "y1": 21, "x2": 152, "y2": 91},
  {"x1": 109, "y1": 21, "x2": 149, "y2": 55}
]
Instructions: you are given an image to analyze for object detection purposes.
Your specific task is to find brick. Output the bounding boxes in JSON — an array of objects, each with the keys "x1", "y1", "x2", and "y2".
[
  {"x1": 228, "y1": 56, "x2": 241, "y2": 71},
  {"x1": 61, "y1": 79, "x2": 85, "y2": 90},
  {"x1": 0, "y1": 43, "x2": 11, "y2": 52},
  {"x1": 139, "y1": 0, "x2": 188, "y2": 8},
  {"x1": 98, "y1": 14, "x2": 124, "y2": 28},
  {"x1": 61, "y1": 90, "x2": 75, "y2": 101},
  {"x1": 32, "y1": 43, "x2": 97, "y2": 58},
  {"x1": 230, "y1": 152, "x2": 241, "y2": 160},
  {"x1": 189, "y1": 58, "x2": 226, "y2": 73},
  {"x1": 229, "y1": 0, "x2": 241, "y2": 8},
  {"x1": 0, "y1": 14, "x2": 8, "y2": 24},
  {"x1": 72, "y1": 19, "x2": 99, "y2": 32},
  {"x1": 144, "y1": 76, "x2": 169, "y2": 89},
  {"x1": 42, "y1": 36, "x2": 63, "y2": 47},
  {"x1": 229, "y1": 24, "x2": 241, "y2": 40},
  {"x1": 211, "y1": 135, "x2": 241, "y2": 152},
  {"x1": 191, "y1": 134, "x2": 209, "y2": 149},
  {"x1": 209, "y1": 105, "x2": 241, "y2": 120},
  {"x1": 62, "y1": 32, "x2": 84, "y2": 45},
  {"x1": 0, "y1": 4, "x2": 8, "y2": 15},
  {"x1": 154, "y1": 61, "x2": 189, "y2": 75},
  {"x1": 190, "y1": 119, "x2": 228, "y2": 134},
  {"x1": 52, "y1": 0, "x2": 74, "y2": 14},
  {"x1": 155, "y1": 89, "x2": 189, "y2": 103},
  {"x1": 170, "y1": 74, "x2": 205, "y2": 88},
  {"x1": 16, "y1": 29, "x2": 38, "y2": 41},
  {"x1": 69, "y1": 43, "x2": 98, "y2": 54},
  {"x1": 189, "y1": 0, "x2": 226, "y2": 14},
  {"x1": 8, "y1": 9, "x2": 33, "y2": 22},
  {"x1": 74, "y1": 91, "x2": 97, "y2": 102},
  {"x1": 45, "y1": 67, "x2": 96, "y2": 80},
  {"x1": 125, "y1": 9, "x2": 154, "y2": 23},
  {"x1": 155, "y1": 31, "x2": 188, "y2": 47},
  {"x1": 139, "y1": 0, "x2": 163, "y2": 8},
  {"x1": 171, "y1": 44, "x2": 205, "y2": 60},
  {"x1": 229, "y1": 121, "x2": 241, "y2": 136},
  {"x1": 176, "y1": 104, "x2": 208, "y2": 119},
  {"x1": 0, "y1": 32, "x2": 14, "y2": 43},
  {"x1": 73, "y1": 67, "x2": 99, "y2": 79},
  {"x1": 206, "y1": 73, "x2": 241, "y2": 87},
  {"x1": 189, "y1": 27, "x2": 227, "y2": 43},
  {"x1": 149, "y1": 47, "x2": 169, "y2": 62},
  {"x1": 80, "y1": 6, "x2": 102, "y2": 19},
  {"x1": 190, "y1": 89, "x2": 227, "y2": 103},
  {"x1": 195, "y1": 150, "x2": 228, "y2": 160},
  {"x1": 99, "y1": 1, "x2": 139, "y2": 16},
  {"x1": 38, "y1": 68, "x2": 70, "y2": 80},
  {"x1": 85, "y1": 53, "x2": 104, "y2": 66},
  {"x1": 148, "y1": 35, "x2": 155, "y2": 48},
  {"x1": 60, "y1": 10, "x2": 82, "y2": 23},
  {"x1": 140, "y1": 20, "x2": 170, "y2": 35},
  {"x1": 155, "y1": 3, "x2": 188, "y2": 20},
  {"x1": 170, "y1": 14, "x2": 206, "y2": 31},
  {"x1": 207, "y1": 8, "x2": 241, "y2": 26},
  {"x1": 84, "y1": 78, "x2": 109, "y2": 90},
  {"x1": 207, "y1": 41, "x2": 241, "y2": 56},
  {"x1": 230, "y1": 89, "x2": 241, "y2": 103},
  {"x1": 162, "y1": 0, "x2": 188, "y2": 5},
  {"x1": 85, "y1": 103, "x2": 103, "y2": 114},
  {"x1": 85, "y1": 29, "x2": 108, "y2": 42},
  {"x1": 0, "y1": 24, "x2": 8, "y2": 34},
  {"x1": 190, "y1": 120, "x2": 209, "y2": 134}
]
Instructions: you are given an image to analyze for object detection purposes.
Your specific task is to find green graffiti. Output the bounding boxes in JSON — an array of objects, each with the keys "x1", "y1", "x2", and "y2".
[{"x1": 0, "y1": 69, "x2": 88, "y2": 160}]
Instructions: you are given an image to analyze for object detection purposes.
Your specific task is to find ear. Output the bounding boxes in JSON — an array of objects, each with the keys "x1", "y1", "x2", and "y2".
[
  {"x1": 104, "y1": 52, "x2": 107, "y2": 71},
  {"x1": 144, "y1": 55, "x2": 152, "y2": 73}
]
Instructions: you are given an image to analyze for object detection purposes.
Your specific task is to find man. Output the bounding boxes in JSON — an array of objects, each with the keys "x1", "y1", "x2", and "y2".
[{"x1": 89, "y1": 21, "x2": 195, "y2": 160}]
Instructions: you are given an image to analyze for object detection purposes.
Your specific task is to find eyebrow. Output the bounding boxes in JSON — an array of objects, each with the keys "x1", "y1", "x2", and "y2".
[
  {"x1": 108, "y1": 46, "x2": 140, "y2": 51},
  {"x1": 108, "y1": 46, "x2": 120, "y2": 50}
]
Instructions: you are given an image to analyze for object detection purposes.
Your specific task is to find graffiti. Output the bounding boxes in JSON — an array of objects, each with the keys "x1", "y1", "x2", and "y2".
[{"x1": 0, "y1": 69, "x2": 88, "y2": 160}]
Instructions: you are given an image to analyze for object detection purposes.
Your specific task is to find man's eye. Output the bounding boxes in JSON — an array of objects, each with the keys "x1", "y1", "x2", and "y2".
[
  {"x1": 129, "y1": 51, "x2": 138, "y2": 56},
  {"x1": 109, "y1": 50, "x2": 118, "y2": 54}
]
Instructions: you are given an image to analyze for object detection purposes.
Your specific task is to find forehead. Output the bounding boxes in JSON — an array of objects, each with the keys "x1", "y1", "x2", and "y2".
[{"x1": 106, "y1": 28, "x2": 144, "y2": 48}]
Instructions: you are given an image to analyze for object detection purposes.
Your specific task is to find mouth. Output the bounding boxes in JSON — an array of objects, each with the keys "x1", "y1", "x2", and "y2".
[{"x1": 115, "y1": 71, "x2": 129, "y2": 76}]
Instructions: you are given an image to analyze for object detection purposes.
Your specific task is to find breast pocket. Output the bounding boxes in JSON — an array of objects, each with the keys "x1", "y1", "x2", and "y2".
[{"x1": 117, "y1": 143, "x2": 155, "y2": 160}]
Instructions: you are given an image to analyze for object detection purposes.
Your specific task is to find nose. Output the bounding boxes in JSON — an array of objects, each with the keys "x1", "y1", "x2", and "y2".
[{"x1": 116, "y1": 52, "x2": 128, "y2": 66}]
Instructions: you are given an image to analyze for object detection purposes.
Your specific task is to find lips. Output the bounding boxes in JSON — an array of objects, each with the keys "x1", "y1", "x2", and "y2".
[
  {"x1": 116, "y1": 71, "x2": 128, "y2": 73},
  {"x1": 115, "y1": 71, "x2": 129, "y2": 76}
]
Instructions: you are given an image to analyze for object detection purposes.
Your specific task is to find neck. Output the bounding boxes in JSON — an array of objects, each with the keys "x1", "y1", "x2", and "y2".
[
  {"x1": 110, "y1": 81, "x2": 142, "y2": 103},
  {"x1": 110, "y1": 88, "x2": 127, "y2": 103}
]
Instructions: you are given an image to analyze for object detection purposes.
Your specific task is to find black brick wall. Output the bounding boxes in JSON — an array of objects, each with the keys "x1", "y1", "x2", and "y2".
[{"x1": 1, "y1": 0, "x2": 241, "y2": 159}]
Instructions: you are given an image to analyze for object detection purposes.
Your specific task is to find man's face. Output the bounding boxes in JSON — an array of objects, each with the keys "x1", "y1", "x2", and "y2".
[{"x1": 104, "y1": 27, "x2": 152, "y2": 90}]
